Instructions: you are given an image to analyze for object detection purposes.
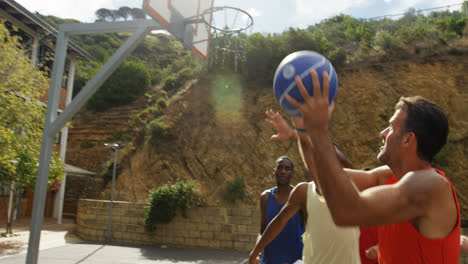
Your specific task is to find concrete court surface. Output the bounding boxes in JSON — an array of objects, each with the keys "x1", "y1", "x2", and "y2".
[
  {"x1": 0, "y1": 218, "x2": 248, "y2": 263},
  {"x1": 0, "y1": 243, "x2": 249, "y2": 264}
]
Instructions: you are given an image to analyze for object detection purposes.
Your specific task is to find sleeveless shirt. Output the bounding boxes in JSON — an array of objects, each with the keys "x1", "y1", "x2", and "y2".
[
  {"x1": 378, "y1": 168, "x2": 461, "y2": 263},
  {"x1": 302, "y1": 182, "x2": 361, "y2": 264},
  {"x1": 261, "y1": 187, "x2": 304, "y2": 264}
]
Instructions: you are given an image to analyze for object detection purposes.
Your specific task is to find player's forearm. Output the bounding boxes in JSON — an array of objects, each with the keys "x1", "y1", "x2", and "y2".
[
  {"x1": 297, "y1": 133, "x2": 317, "y2": 180},
  {"x1": 251, "y1": 215, "x2": 289, "y2": 258},
  {"x1": 308, "y1": 129, "x2": 361, "y2": 225}
]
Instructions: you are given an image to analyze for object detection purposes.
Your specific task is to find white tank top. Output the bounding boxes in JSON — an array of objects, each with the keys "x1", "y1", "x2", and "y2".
[{"x1": 302, "y1": 182, "x2": 361, "y2": 264}]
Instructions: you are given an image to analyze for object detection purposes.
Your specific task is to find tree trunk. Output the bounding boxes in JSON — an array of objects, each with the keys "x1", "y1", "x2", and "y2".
[{"x1": 6, "y1": 182, "x2": 17, "y2": 235}]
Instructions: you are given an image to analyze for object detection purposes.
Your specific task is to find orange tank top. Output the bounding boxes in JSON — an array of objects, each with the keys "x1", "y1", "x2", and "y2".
[{"x1": 378, "y1": 168, "x2": 460, "y2": 264}]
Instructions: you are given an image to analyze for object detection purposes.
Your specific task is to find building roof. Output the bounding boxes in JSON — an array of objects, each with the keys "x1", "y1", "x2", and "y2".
[{"x1": 0, "y1": 0, "x2": 93, "y2": 60}]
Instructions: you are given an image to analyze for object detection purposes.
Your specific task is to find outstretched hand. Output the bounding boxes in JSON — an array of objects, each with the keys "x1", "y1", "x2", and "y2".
[
  {"x1": 365, "y1": 244, "x2": 379, "y2": 260},
  {"x1": 285, "y1": 70, "x2": 334, "y2": 133},
  {"x1": 265, "y1": 109, "x2": 295, "y2": 141}
]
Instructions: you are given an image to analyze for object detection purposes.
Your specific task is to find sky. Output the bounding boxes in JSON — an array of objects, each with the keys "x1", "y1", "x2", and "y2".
[{"x1": 15, "y1": 0, "x2": 466, "y2": 34}]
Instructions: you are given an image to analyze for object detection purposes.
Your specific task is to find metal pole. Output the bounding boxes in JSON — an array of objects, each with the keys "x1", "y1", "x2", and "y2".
[
  {"x1": 106, "y1": 144, "x2": 119, "y2": 244},
  {"x1": 56, "y1": 58, "x2": 76, "y2": 224},
  {"x1": 26, "y1": 30, "x2": 68, "y2": 264},
  {"x1": 25, "y1": 19, "x2": 160, "y2": 264}
]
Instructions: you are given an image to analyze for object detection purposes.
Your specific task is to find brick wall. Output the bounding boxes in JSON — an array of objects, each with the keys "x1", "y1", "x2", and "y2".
[
  {"x1": 76, "y1": 199, "x2": 260, "y2": 252},
  {"x1": 64, "y1": 176, "x2": 102, "y2": 217}
]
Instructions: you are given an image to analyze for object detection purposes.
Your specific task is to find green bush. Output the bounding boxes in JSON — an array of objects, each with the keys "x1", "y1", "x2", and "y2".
[
  {"x1": 162, "y1": 67, "x2": 193, "y2": 92},
  {"x1": 101, "y1": 158, "x2": 122, "y2": 183},
  {"x1": 110, "y1": 130, "x2": 131, "y2": 142},
  {"x1": 374, "y1": 30, "x2": 403, "y2": 55},
  {"x1": 162, "y1": 74, "x2": 176, "y2": 91},
  {"x1": 146, "y1": 119, "x2": 174, "y2": 145},
  {"x1": 144, "y1": 180, "x2": 199, "y2": 232},
  {"x1": 87, "y1": 60, "x2": 150, "y2": 112},
  {"x1": 156, "y1": 98, "x2": 167, "y2": 109},
  {"x1": 148, "y1": 104, "x2": 164, "y2": 119},
  {"x1": 175, "y1": 67, "x2": 193, "y2": 85},
  {"x1": 327, "y1": 47, "x2": 347, "y2": 70},
  {"x1": 224, "y1": 176, "x2": 245, "y2": 203},
  {"x1": 149, "y1": 68, "x2": 163, "y2": 85}
]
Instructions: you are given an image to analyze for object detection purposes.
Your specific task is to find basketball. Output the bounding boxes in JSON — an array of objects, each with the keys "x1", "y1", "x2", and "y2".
[{"x1": 273, "y1": 50, "x2": 338, "y2": 116}]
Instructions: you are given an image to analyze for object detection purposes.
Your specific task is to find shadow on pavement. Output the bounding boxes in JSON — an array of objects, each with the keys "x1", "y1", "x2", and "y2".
[
  {"x1": 74, "y1": 245, "x2": 105, "y2": 264},
  {"x1": 138, "y1": 246, "x2": 248, "y2": 263}
]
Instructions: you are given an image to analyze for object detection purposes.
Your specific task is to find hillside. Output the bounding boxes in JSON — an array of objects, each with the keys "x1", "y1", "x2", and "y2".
[{"x1": 66, "y1": 49, "x2": 468, "y2": 216}]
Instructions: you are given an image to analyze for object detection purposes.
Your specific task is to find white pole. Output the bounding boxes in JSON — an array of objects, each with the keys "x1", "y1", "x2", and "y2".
[{"x1": 55, "y1": 58, "x2": 76, "y2": 224}]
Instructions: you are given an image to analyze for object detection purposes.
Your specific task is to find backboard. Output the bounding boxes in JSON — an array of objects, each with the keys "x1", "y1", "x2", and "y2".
[{"x1": 143, "y1": 0, "x2": 214, "y2": 61}]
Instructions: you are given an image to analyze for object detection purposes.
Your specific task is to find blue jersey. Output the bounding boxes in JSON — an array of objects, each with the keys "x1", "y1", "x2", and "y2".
[{"x1": 261, "y1": 187, "x2": 304, "y2": 264}]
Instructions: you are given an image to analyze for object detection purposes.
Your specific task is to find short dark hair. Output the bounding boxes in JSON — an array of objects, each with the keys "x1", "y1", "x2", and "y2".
[
  {"x1": 395, "y1": 96, "x2": 449, "y2": 162},
  {"x1": 275, "y1": 156, "x2": 294, "y2": 169}
]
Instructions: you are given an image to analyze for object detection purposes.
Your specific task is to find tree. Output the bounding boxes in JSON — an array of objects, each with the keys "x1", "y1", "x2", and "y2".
[
  {"x1": 87, "y1": 60, "x2": 150, "y2": 111},
  {"x1": 130, "y1": 8, "x2": 146, "y2": 19},
  {"x1": 95, "y1": 8, "x2": 114, "y2": 22},
  {"x1": 0, "y1": 23, "x2": 64, "y2": 235},
  {"x1": 117, "y1": 7, "x2": 132, "y2": 21}
]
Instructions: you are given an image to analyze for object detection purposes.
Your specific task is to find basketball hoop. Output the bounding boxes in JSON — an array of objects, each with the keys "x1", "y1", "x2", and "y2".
[
  {"x1": 201, "y1": 6, "x2": 253, "y2": 33},
  {"x1": 200, "y1": 6, "x2": 254, "y2": 72}
]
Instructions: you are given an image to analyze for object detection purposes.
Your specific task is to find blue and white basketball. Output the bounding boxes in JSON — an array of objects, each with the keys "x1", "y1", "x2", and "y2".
[{"x1": 273, "y1": 50, "x2": 338, "y2": 116}]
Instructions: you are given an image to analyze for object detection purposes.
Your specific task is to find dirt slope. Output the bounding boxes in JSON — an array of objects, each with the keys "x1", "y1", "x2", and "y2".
[{"x1": 67, "y1": 54, "x2": 468, "y2": 216}]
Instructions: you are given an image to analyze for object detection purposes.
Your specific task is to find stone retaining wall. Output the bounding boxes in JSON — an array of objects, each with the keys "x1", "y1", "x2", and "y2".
[{"x1": 76, "y1": 199, "x2": 260, "y2": 252}]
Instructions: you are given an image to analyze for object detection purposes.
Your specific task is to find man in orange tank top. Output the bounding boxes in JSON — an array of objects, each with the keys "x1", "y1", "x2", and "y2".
[{"x1": 285, "y1": 70, "x2": 460, "y2": 263}]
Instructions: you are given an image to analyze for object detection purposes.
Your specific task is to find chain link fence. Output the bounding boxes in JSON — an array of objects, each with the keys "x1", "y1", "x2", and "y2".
[{"x1": 366, "y1": 2, "x2": 468, "y2": 33}]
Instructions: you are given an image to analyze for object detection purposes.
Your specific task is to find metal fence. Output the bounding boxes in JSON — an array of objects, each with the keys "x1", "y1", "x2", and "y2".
[{"x1": 365, "y1": 2, "x2": 468, "y2": 33}]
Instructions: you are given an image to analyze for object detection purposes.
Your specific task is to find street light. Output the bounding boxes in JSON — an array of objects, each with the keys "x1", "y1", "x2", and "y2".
[{"x1": 104, "y1": 143, "x2": 119, "y2": 244}]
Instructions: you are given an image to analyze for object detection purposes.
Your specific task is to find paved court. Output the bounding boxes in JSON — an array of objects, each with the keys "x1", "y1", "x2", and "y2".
[
  {"x1": 0, "y1": 218, "x2": 248, "y2": 264},
  {"x1": 0, "y1": 243, "x2": 248, "y2": 264}
]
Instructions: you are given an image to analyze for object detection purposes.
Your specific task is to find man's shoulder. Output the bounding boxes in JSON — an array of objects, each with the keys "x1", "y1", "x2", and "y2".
[
  {"x1": 261, "y1": 188, "x2": 273, "y2": 199},
  {"x1": 290, "y1": 182, "x2": 309, "y2": 203},
  {"x1": 400, "y1": 168, "x2": 452, "y2": 196},
  {"x1": 295, "y1": 182, "x2": 310, "y2": 191}
]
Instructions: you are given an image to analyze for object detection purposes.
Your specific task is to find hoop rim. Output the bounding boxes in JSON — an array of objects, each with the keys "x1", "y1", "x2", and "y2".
[{"x1": 201, "y1": 6, "x2": 254, "y2": 33}]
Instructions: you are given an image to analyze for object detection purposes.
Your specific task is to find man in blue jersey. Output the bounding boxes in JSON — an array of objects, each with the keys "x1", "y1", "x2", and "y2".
[{"x1": 256, "y1": 156, "x2": 305, "y2": 264}]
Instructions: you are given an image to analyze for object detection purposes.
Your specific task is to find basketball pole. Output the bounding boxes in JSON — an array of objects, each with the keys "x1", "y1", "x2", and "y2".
[{"x1": 26, "y1": 19, "x2": 162, "y2": 264}]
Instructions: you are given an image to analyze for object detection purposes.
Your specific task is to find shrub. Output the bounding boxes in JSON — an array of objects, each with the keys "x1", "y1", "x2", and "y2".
[
  {"x1": 146, "y1": 119, "x2": 174, "y2": 146},
  {"x1": 87, "y1": 60, "x2": 150, "y2": 111},
  {"x1": 224, "y1": 176, "x2": 245, "y2": 203},
  {"x1": 148, "y1": 104, "x2": 164, "y2": 118},
  {"x1": 156, "y1": 98, "x2": 167, "y2": 109},
  {"x1": 101, "y1": 158, "x2": 122, "y2": 183},
  {"x1": 110, "y1": 130, "x2": 131, "y2": 142},
  {"x1": 162, "y1": 67, "x2": 193, "y2": 92},
  {"x1": 149, "y1": 68, "x2": 163, "y2": 85},
  {"x1": 162, "y1": 74, "x2": 176, "y2": 91},
  {"x1": 327, "y1": 47, "x2": 347, "y2": 70},
  {"x1": 144, "y1": 180, "x2": 199, "y2": 232},
  {"x1": 175, "y1": 67, "x2": 193, "y2": 85},
  {"x1": 373, "y1": 30, "x2": 403, "y2": 55}
]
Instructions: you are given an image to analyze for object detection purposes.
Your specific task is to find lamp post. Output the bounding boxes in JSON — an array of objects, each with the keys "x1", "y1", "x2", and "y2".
[{"x1": 104, "y1": 143, "x2": 119, "y2": 244}]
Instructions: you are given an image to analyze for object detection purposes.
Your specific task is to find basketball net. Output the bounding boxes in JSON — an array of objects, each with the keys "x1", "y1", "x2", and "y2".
[{"x1": 201, "y1": 6, "x2": 253, "y2": 72}]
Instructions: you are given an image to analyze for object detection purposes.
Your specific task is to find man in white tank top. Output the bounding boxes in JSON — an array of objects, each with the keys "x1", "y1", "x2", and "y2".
[{"x1": 248, "y1": 110, "x2": 362, "y2": 264}]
